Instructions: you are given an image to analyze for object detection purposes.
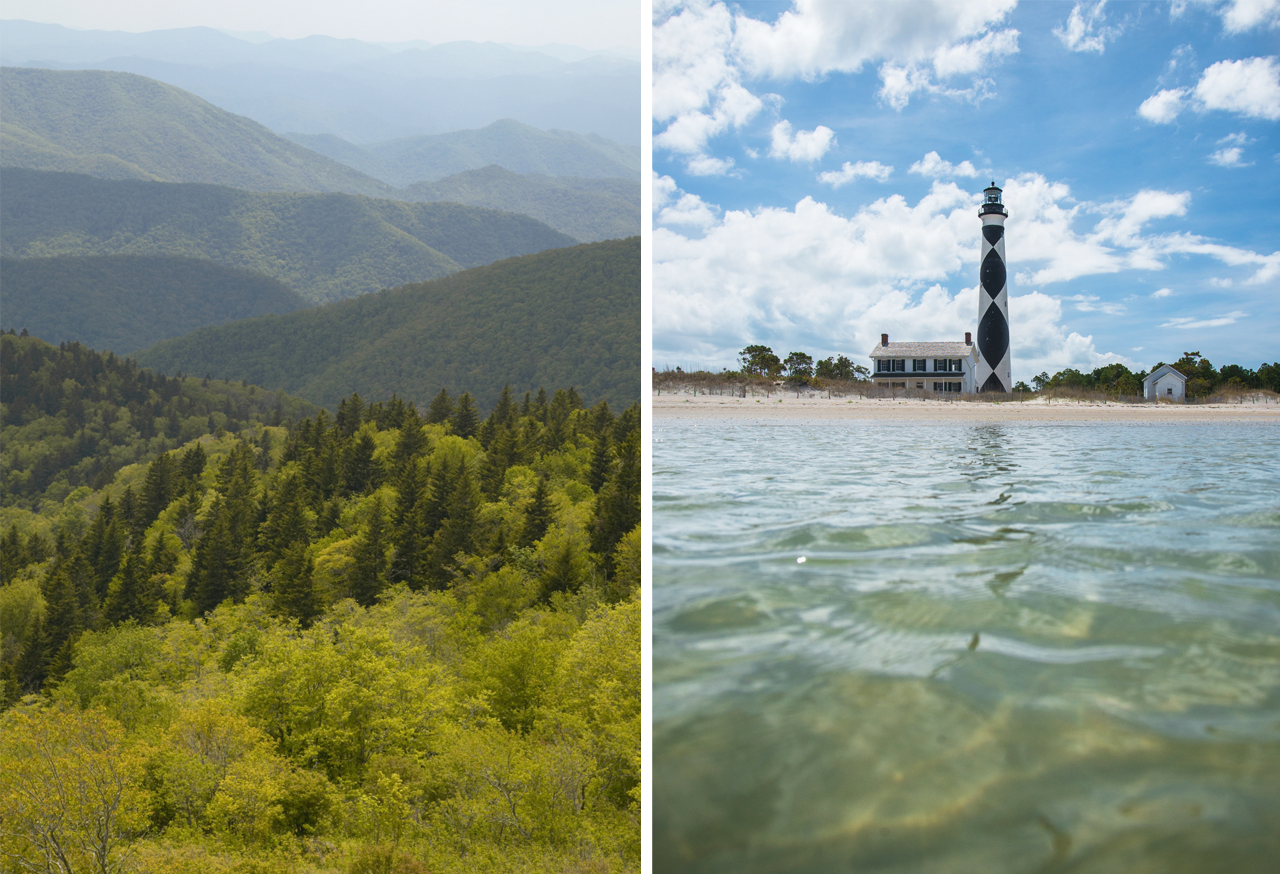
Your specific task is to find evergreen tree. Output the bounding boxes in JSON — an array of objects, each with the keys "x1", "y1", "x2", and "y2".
[
  {"x1": 139, "y1": 452, "x2": 176, "y2": 530},
  {"x1": 105, "y1": 538, "x2": 157, "y2": 625},
  {"x1": 588, "y1": 433, "x2": 611, "y2": 493},
  {"x1": 39, "y1": 563, "x2": 83, "y2": 685},
  {"x1": 1, "y1": 525, "x2": 25, "y2": 582},
  {"x1": 480, "y1": 425, "x2": 516, "y2": 500},
  {"x1": 520, "y1": 475, "x2": 552, "y2": 547},
  {"x1": 426, "y1": 466, "x2": 479, "y2": 589},
  {"x1": 350, "y1": 497, "x2": 389, "y2": 607},
  {"x1": 426, "y1": 388, "x2": 455, "y2": 424},
  {"x1": 451, "y1": 392, "x2": 479, "y2": 439},
  {"x1": 341, "y1": 430, "x2": 381, "y2": 495},
  {"x1": 389, "y1": 460, "x2": 427, "y2": 589},
  {"x1": 179, "y1": 442, "x2": 207, "y2": 493},
  {"x1": 592, "y1": 429, "x2": 640, "y2": 574},
  {"x1": 271, "y1": 542, "x2": 320, "y2": 627},
  {"x1": 336, "y1": 392, "x2": 365, "y2": 438},
  {"x1": 532, "y1": 387, "x2": 549, "y2": 424},
  {"x1": 187, "y1": 497, "x2": 247, "y2": 614},
  {"x1": 258, "y1": 469, "x2": 311, "y2": 570}
]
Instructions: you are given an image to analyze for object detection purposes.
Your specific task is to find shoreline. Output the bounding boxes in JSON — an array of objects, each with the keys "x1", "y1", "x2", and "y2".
[{"x1": 652, "y1": 390, "x2": 1280, "y2": 424}]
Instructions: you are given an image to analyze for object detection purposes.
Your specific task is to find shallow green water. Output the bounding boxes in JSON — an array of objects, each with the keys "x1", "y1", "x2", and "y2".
[{"x1": 653, "y1": 423, "x2": 1280, "y2": 873}]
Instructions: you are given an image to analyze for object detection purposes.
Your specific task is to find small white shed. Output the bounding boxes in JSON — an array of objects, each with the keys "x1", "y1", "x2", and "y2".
[{"x1": 1144, "y1": 364, "x2": 1186, "y2": 401}]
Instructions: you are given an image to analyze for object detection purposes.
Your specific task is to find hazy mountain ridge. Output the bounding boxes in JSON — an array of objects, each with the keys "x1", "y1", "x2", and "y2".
[
  {"x1": 0, "y1": 254, "x2": 309, "y2": 355},
  {"x1": 0, "y1": 20, "x2": 640, "y2": 145},
  {"x1": 402, "y1": 165, "x2": 638, "y2": 243},
  {"x1": 0, "y1": 67, "x2": 396, "y2": 196},
  {"x1": 134, "y1": 237, "x2": 641, "y2": 412},
  {"x1": 1, "y1": 168, "x2": 577, "y2": 303},
  {"x1": 286, "y1": 119, "x2": 639, "y2": 184}
]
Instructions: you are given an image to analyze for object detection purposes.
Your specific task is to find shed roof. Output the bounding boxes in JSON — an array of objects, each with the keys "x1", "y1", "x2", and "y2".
[
  {"x1": 1142, "y1": 364, "x2": 1186, "y2": 386},
  {"x1": 869, "y1": 341, "x2": 974, "y2": 358}
]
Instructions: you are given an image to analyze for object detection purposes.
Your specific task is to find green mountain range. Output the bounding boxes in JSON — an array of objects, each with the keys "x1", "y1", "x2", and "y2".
[
  {"x1": 134, "y1": 236, "x2": 640, "y2": 412},
  {"x1": 403, "y1": 165, "x2": 638, "y2": 243},
  {"x1": 287, "y1": 119, "x2": 640, "y2": 185},
  {"x1": 1, "y1": 66, "x2": 395, "y2": 196},
  {"x1": 0, "y1": 255, "x2": 308, "y2": 355},
  {"x1": 1, "y1": 168, "x2": 577, "y2": 303}
]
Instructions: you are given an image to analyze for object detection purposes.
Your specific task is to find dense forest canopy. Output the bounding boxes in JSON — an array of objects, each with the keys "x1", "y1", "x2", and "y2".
[
  {"x1": 134, "y1": 237, "x2": 642, "y2": 413},
  {"x1": 1, "y1": 168, "x2": 577, "y2": 304},
  {"x1": 0, "y1": 332, "x2": 640, "y2": 873},
  {"x1": 0, "y1": 254, "x2": 309, "y2": 355}
]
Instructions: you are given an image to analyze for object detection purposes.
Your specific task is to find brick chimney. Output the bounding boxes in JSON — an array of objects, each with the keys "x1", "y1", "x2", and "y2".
[
  {"x1": 881, "y1": 333, "x2": 889, "y2": 346},
  {"x1": 965, "y1": 332, "x2": 972, "y2": 345}
]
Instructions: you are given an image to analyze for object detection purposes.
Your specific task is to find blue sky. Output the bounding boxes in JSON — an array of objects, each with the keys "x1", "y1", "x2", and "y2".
[{"x1": 653, "y1": 0, "x2": 1280, "y2": 380}]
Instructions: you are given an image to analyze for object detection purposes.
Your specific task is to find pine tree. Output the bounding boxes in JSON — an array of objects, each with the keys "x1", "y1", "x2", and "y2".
[
  {"x1": 105, "y1": 538, "x2": 157, "y2": 625},
  {"x1": 426, "y1": 466, "x2": 479, "y2": 589},
  {"x1": 40, "y1": 564, "x2": 84, "y2": 685},
  {"x1": 341, "y1": 431, "x2": 381, "y2": 495},
  {"x1": 588, "y1": 433, "x2": 611, "y2": 493},
  {"x1": 592, "y1": 429, "x2": 640, "y2": 574},
  {"x1": 481, "y1": 425, "x2": 516, "y2": 499},
  {"x1": 187, "y1": 498, "x2": 246, "y2": 614},
  {"x1": 451, "y1": 392, "x2": 479, "y2": 439},
  {"x1": 139, "y1": 452, "x2": 176, "y2": 530},
  {"x1": 272, "y1": 542, "x2": 320, "y2": 627},
  {"x1": 520, "y1": 475, "x2": 552, "y2": 547},
  {"x1": 257, "y1": 469, "x2": 311, "y2": 570},
  {"x1": 532, "y1": 387, "x2": 549, "y2": 424},
  {"x1": 426, "y1": 388, "x2": 455, "y2": 424},
  {"x1": 350, "y1": 497, "x2": 389, "y2": 607},
  {"x1": 389, "y1": 460, "x2": 427, "y2": 589}
]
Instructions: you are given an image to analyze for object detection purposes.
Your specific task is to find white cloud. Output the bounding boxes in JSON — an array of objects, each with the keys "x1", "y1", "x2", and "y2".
[
  {"x1": 1209, "y1": 146, "x2": 1252, "y2": 166},
  {"x1": 909, "y1": 151, "x2": 980, "y2": 178},
  {"x1": 654, "y1": 173, "x2": 720, "y2": 230},
  {"x1": 1138, "y1": 88, "x2": 1188, "y2": 123},
  {"x1": 1174, "y1": 0, "x2": 1280, "y2": 33},
  {"x1": 1209, "y1": 277, "x2": 1234, "y2": 287},
  {"x1": 653, "y1": 0, "x2": 1022, "y2": 167},
  {"x1": 1054, "y1": 1, "x2": 1123, "y2": 53},
  {"x1": 1161, "y1": 311, "x2": 1250, "y2": 329},
  {"x1": 768, "y1": 120, "x2": 836, "y2": 162},
  {"x1": 1064, "y1": 293, "x2": 1126, "y2": 314},
  {"x1": 1151, "y1": 287, "x2": 1174, "y2": 298},
  {"x1": 1138, "y1": 56, "x2": 1280, "y2": 122},
  {"x1": 817, "y1": 161, "x2": 894, "y2": 187},
  {"x1": 1194, "y1": 56, "x2": 1280, "y2": 119}
]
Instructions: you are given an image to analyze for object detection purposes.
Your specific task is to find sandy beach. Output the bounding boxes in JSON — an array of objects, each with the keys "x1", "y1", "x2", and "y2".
[{"x1": 653, "y1": 389, "x2": 1280, "y2": 423}]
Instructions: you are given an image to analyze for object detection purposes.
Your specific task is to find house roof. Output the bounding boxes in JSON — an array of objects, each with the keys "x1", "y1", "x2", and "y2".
[
  {"x1": 1142, "y1": 364, "x2": 1186, "y2": 386},
  {"x1": 868, "y1": 341, "x2": 974, "y2": 358}
]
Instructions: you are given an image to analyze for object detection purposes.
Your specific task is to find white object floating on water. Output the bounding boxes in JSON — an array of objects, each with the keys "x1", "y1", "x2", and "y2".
[{"x1": 797, "y1": 556, "x2": 806, "y2": 564}]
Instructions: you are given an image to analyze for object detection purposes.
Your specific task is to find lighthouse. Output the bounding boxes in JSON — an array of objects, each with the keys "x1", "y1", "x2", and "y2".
[{"x1": 976, "y1": 182, "x2": 1011, "y2": 393}]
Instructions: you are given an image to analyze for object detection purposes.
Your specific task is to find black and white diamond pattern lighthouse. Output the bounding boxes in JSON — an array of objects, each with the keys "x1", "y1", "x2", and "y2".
[{"x1": 976, "y1": 182, "x2": 1011, "y2": 393}]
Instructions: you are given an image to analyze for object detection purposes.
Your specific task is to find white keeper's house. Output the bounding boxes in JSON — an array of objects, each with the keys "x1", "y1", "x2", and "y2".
[
  {"x1": 1143, "y1": 364, "x2": 1187, "y2": 401},
  {"x1": 869, "y1": 333, "x2": 978, "y2": 394}
]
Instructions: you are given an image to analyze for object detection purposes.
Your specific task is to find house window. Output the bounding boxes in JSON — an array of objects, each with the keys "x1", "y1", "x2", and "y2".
[
  {"x1": 950, "y1": 382, "x2": 962, "y2": 392},
  {"x1": 913, "y1": 359, "x2": 927, "y2": 372},
  {"x1": 877, "y1": 359, "x2": 891, "y2": 373},
  {"x1": 894, "y1": 359, "x2": 905, "y2": 372},
  {"x1": 934, "y1": 359, "x2": 947, "y2": 371},
  {"x1": 933, "y1": 382, "x2": 943, "y2": 392},
  {"x1": 953, "y1": 359, "x2": 963, "y2": 371},
  {"x1": 915, "y1": 382, "x2": 924, "y2": 389},
  {"x1": 1167, "y1": 387, "x2": 1173, "y2": 395}
]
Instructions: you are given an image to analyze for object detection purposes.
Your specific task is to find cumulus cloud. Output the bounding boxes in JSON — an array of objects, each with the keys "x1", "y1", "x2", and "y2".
[
  {"x1": 1209, "y1": 277, "x2": 1233, "y2": 287},
  {"x1": 1151, "y1": 287, "x2": 1174, "y2": 297},
  {"x1": 654, "y1": 173, "x2": 720, "y2": 230},
  {"x1": 653, "y1": 0, "x2": 1022, "y2": 169},
  {"x1": 909, "y1": 151, "x2": 980, "y2": 178},
  {"x1": 1161, "y1": 311, "x2": 1250, "y2": 329},
  {"x1": 1174, "y1": 0, "x2": 1280, "y2": 33},
  {"x1": 1209, "y1": 146, "x2": 1251, "y2": 166},
  {"x1": 1138, "y1": 88, "x2": 1188, "y2": 123},
  {"x1": 1065, "y1": 293, "x2": 1126, "y2": 314},
  {"x1": 1141, "y1": 56, "x2": 1280, "y2": 122},
  {"x1": 1054, "y1": 1, "x2": 1123, "y2": 53},
  {"x1": 817, "y1": 160, "x2": 894, "y2": 187},
  {"x1": 1195, "y1": 56, "x2": 1280, "y2": 119},
  {"x1": 768, "y1": 120, "x2": 836, "y2": 162}
]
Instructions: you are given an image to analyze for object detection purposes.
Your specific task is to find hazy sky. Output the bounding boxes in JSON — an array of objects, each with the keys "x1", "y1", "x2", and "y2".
[
  {"x1": 3, "y1": 0, "x2": 638, "y2": 49},
  {"x1": 653, "y1": 0, "x2": 1280, "y2": 380}
]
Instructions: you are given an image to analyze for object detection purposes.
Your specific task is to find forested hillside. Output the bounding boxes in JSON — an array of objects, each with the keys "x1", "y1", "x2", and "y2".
[
  {"x1": 0, "y1": 333, "x2": 640, "y2": 872},
  {"x1": 0, "y1": 255, "x2": 309, "y2": 354},
  {"x1": 0, "y1": 67, "x2": 396, "y2": 196},
  {"x1": 135, "y1": 237, "x2": 641, "y2": 411},
  {"x1": 288, "y1": 119, "x2": 640, "y2": 186},
  {"x1": 1, "y1": 168, "x2": 577, "y2": 303},
  {"x1": 403, "y1": 165, "x2": 638, "y2": 243}
]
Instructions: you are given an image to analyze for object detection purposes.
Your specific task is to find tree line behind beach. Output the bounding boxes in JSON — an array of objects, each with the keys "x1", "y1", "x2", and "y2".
[{"x1": 653, "y1": 346, "x2": 1280, "y2": 400}]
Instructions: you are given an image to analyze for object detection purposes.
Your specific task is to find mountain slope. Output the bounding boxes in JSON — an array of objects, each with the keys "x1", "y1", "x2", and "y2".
[
  {"x1": 134, "y1": 237, "x2": 640, "y2": 411},
  {"x1": 0, "y1": 255, "x2": 309, "y2": 355},
  {"x1": 402, "y1": 165, "x2": 638, "y2": 242},
  {"x1": 1, "y1": 168, "x2": 577, "y2": 303},
  {"x1": 0, "y1": 66, "x2": 395, "y2": 196},
  {"x1": 288, "y1": 119, "x2": 639, "y2": 185}
]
